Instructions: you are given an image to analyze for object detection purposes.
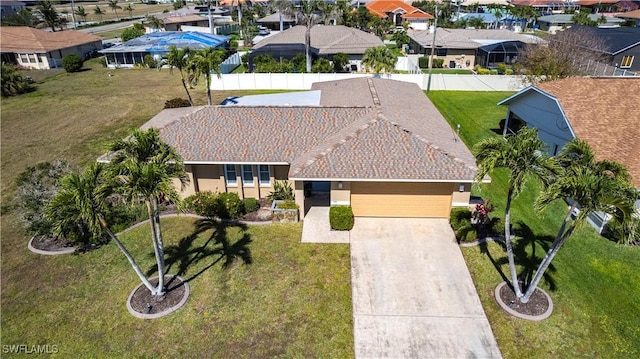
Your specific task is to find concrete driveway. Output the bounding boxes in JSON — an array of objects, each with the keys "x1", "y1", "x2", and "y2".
[{"x1": 350, "y1": 218, "x2": 502, "y2": 358}]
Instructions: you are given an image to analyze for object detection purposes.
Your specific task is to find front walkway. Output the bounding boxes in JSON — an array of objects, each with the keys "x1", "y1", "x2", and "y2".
[
  {"x1": 350, "y1": 218, "x2": 502, "y2": 358},
  {"x1": 300, "y1": 206, "x2": 349, "y2": 243}
]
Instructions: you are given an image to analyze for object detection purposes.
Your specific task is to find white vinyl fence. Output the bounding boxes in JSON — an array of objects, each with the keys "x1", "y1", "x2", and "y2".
[{"x1": 210, "y1": 73, "x2": 528, "y2": 91}]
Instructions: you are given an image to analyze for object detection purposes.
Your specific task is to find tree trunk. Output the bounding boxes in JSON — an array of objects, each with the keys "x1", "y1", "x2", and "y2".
[
  {"x1": 179, "y1": 70, "x2": 194, "y2": 106},
  {"x1": 206, "y1": 75, "x2": 212, "y2": 106},
  {"x1": 504, "y1": 186, "x2": 522, "y2": 298},
  {"x1": 99, "y1": 217, "x2": 157, "y2": 294},
  {"x1": 521, "y1": 203, "x2": 577, "y2": 303},
  {"x1": 147, "y1": 200, "x2": 165, "y2": 297},
  {"x1": 305, "y1": 27, "x2": 311, "y2": 73},
  {"x1": 152, "y1": 197, "x2": 166, "y2": 294}
]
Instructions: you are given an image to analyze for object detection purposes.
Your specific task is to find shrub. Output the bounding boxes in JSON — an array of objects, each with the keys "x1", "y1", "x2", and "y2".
[
  {"x1": 276, "y1": 199, "x2": 298, "y2": 210},
  {"x1": 1, "y1": 62, "x2": 35, "y2": 97},
  {"x1": 143, "y1": 54, "x2": 158, "y2": 68},
  {"x1": 121, "y1": 27, "x2": 144, "y2": 42},
  {"x1": 62, "y1": 54, "x2": 83, "y2": 73},
  {"x1": 463, "y1": 229, "x2": 478, "y2": 242},
  {"x1": 183, "y1": 191, "x2": 218, "y2": 217},
  {"x1": 496, "y1": 63, "x2": 507, "y2": 73},
  {"x1": 330, "y1": 206, "x2": 354, "y2": 231},
  {"x1": 418, "y1": 57, "x2": 444, "y2": 69},
  {"x1": 164, "y1": 97, "x2": 191, "y2": 108},
  {"x1": 267, "y1": 180, "x2": 294, "y2": 201},
  {"x1": 450, "y1": 207, "x2": 472, "y2": 231},
  {"x1": 215, "y1": 192, "x2": 244, "y2": 219},
  {"x1": 433, "y1": 58, "x2": 444, "y2": 68},
  {"x1": 243, "y1": 197, "x2": 260, "y2": 213},
  {"x1": 603, "y1": 216, "x2": 640, "y2": 246},
  {"x1": 505, "y1": 68, "x2": 514, "y2": 75},
  {"x1": 490, "y1": 217, "x2": 504, "y2": 236},
  {"x1": 477, "y1": 67, "x2": 490, "y2": 75},
  {"x1": 490, "y1": 69, "x2": 498, "y2": 75}
]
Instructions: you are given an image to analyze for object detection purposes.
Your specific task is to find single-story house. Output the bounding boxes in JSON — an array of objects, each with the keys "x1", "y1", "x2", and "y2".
[
  {"x1": 509, "y1": 0, "x2": 580, "y2": 15},
  {"x1": 99, "y1": 31, "x2": 229, "y2": 68},
  {"x1": 562, "y1": 26, "x2": 640, "y2": 72},
  {"x1": 536, "y1": 14, "x2": 626, "y2": 33},
  {"x1": 151, "y1": 14, "x2": 210, "y2": 32},
  {"x1": 0, "y1": 0, "x2": 25, "y2": 19},
  {"x1": 365, "y1": 0, "x2": 434, "y2": 30},
  {"x1": 248, "y1": 25, "x2": 384, "y2": 72},
  {"x1": 0, "y1": 26, "x2": 102, "y2": 69},
  {"x1": 498, "y1": 77, "x2": 640, "y2": 231},
  {"x1": 128, "y1": 77, "x2": 478, "y2": 219},
  {"x1": 256, "y1": 11, "x2": 297, "y2": 31},
  {"x1": 407, "y1": 28, "x2": 544, "y2": 68},
  {"x1": 575, "y1": 0, "x2": 638, "y2": 13}
]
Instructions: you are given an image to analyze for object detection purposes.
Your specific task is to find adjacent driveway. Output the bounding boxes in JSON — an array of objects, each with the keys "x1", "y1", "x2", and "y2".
[{"x1": 350, "y1": 218, "x2": 502, "y2": 358}]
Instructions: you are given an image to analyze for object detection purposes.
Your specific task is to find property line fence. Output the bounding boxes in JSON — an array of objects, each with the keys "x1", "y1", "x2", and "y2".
[{"x1": 576, "y1": 60, "x2": 638, "y2": 77}]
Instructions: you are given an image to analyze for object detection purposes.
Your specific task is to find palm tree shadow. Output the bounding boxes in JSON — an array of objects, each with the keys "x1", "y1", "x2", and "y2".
[
  {"x1": 147, "y1": 218, "x2": 252, "y2": 282},
  {"x1": 512, "y1": 221, "x2": 557, "y2": 292},
  {"x1": 478, "y1": 237, "x2": 509, "y2": 284}
]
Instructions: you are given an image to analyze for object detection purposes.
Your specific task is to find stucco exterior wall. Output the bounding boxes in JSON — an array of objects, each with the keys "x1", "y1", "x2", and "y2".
[
  {"x1": 451, "y1": 183, "x2": 472, "y2": 206},
  {"x1": 330, "y1": 181, "x2": 351, "y2": 206}
]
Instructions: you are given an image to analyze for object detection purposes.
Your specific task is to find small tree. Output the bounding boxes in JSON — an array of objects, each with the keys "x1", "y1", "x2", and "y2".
[
  {"x1": 1, "y1": 63, "x2": 35, "y2": 97},
  {"x1": 75, "y1": 6, "x2": 88, "y2": 23},
  {"x1": 361, "y1": 46, "x2": 397, "y2": 74},
  {"x1": 62, "y1": 54, "x2": 84, "y2": 73},
  {"x1": 332, "y1": 53, "x2": 349, "y2": 72},
  {"x1": 121, "y1": 27, "x2": 144, "y2": 42},
  {"x1": 108, "y1": 0, "x2": 121, "y2": 21},
  {"x1": 163, "y1": 45, "x2": 194, "y2": 106},
  {"x1": 36, "y1": 0, "x2": 61, "y2": 31},
  {"x1": 123, "y1": 4, "x2": 134, "y2": 19},
  {"x1": 94, "y1": 6, "x2": 105, "y2": 22}
]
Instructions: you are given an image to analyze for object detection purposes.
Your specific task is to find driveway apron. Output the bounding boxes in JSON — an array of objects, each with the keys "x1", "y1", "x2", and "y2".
[{"x1": 350, "y1": 218, "x2": 502, "y2": 358}]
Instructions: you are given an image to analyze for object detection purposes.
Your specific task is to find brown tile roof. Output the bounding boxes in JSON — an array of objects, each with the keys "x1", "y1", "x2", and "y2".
[
  {"x1": 366, "y1": 0, "x2": 433, "y2": 20},
  {"x1": 161, "y1": 14, "x2": 209, "y2": 25},
  {"x1": 617, "y1": 9, "x2": 640, "y2": 19},
  {"x1": 0, "y1": 27, "x2": 102, "y2": 53},
  {"x1": 536, "y1": 77, "x2": 640, "y2": 188},
  {"x1": 251, "y1": 25, "x2": 383, "y2": 55},
  {"x1": 144, "y1": 78, "x2": 477, "y2": 182}
]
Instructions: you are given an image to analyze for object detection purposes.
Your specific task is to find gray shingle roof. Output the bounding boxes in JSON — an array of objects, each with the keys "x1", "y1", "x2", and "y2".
[
  {"x1": 251, "y1": 25, "x2": 384, "y2": 55},
  {"x1": 408, "y1": 28, "x2": 543, "y2": 49},
  {"x1": 144, "y1": 78, "x2": 477, "y2": 182}
]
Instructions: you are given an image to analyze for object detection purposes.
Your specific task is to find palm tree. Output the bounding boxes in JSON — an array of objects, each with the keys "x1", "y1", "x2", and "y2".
[
  {"x1": 361, "y1": 45, "x2": 397, "y2": 75},
  {"x1": 109, "y1": 128, "x2": 189, "y2": 298},
  {"x1": 94, "y1": 5, "x2": 105, "y2": 22},
  {"x1": 47, "y1": 163, "x2": 158, "y2": 294},
  {"x1": 108, "y1": 0, "x2": 121, "y2": 21},
  {"x1": 191, "y1": 47, "x2": 224, "y2": 106},
  {"x1": 75, "y1": 6, "x2": 88, "y2": 23},
  {"x1": 474, "y1": 127, "x2": 560, "y2": 300},
  {"x1": 123, "y1": 4, "x2": 134, "y2": 19},
  {"x1": 163, "y1": 46, "x2": 194, "y2": 106},
  {"x1": 524, "y1": 139, "x2": 636, "y2": 302},
  {"x1": 36, "y1": 0, "x2": 61, "y2": 32},
  {"x1": 295, "y1": 0, "x2": 322, "y2": 73},
  {"x1": 145, "y1": 15, "x2": 164, "y2": 31}
]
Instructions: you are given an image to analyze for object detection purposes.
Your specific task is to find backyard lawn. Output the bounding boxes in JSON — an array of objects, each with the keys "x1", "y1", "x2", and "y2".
[
  {"x1": 0, "y1": 59, "x2": 352, "y2": 357},
  {"x1": 429, "y1": 91, "x2": 640, "y2": 358}
]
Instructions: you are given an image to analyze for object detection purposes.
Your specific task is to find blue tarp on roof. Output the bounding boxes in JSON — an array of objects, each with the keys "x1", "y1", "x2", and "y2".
[{"x1": 100, "y1": 31, "x2": 230, "y2": 54}]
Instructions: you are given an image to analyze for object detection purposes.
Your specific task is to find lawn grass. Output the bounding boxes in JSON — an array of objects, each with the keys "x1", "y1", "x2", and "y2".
[
  {"x1": 52, "y1": 2, "x2": 174, "y2": 23},
  {"x1": 1, "y1": 59, "x2": 353, "y2": 357},
  {"x1": 429, "y1": 91, "x2": 640, "y2": 358},
  {"x1": 93, "y1": 27, "x2": 127, "y2": 40},
  {"x1": 1, "y1": 218, "x2": 353, "y2": 357},
  {"x1": 424, "y1": 69, "x2": 475, "y2": 74}
]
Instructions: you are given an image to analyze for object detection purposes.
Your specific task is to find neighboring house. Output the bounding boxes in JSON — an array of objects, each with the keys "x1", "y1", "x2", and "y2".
[
  {"x1": 0, "y1": 0, "x2": 25, "y2": 19},
  {"x1": 617, "y1": 8, "x2": 640, "y2": 26},
  {"x1": 536, "y1": 14, "x2": 626, "y2": 33},
  {"x1": 407, "y1": 28, "x2": 543, "y2": 68},
  {"x1": 457, "y1": 13, "x2": 500, "y2": 28},
  {"x1": 256, "y1": 11, "x2": 297, "y2": 31},
  {"x1": 0, "y1": 27, "x2": 102, "y2": 69},
  {"x1": 509, "y1": 0, "x2": 581, "y2": 15},
  {"x1": 152, "y1": 14, "x2": 210, "y2": 32},
  {"x1": 365, "y1": 0, "x2": 434, "y2": 30},
  {"x1": 123, "y1": 77, "x2": 478, "y2": 219},
  {"x1": 248, "y1": 25, "x2": 384, "y2": 72},
  {"x1": 99, "y1": 31, "x2": 229, "y2": 68},
  {"x1": 564, "y1": 25, "x2": 640, "y2": 72},
  {"x1": 575, "y1": 0, "x2": 638, "y2": 13},
  {"x1": 498, "y1": 77, "x2": 640, "y2": 232}
]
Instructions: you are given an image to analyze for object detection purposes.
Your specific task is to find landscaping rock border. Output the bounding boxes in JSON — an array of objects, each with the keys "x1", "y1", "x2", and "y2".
[
  {"x1": 126, "y1": 275, "x2": 190, "y2": 319},
  {"x1": 494, "y1": 281, "x2": 553, "y2": 321},
  {"x1": 27, "y1": 236, "x2": 77, "y2": 255}
]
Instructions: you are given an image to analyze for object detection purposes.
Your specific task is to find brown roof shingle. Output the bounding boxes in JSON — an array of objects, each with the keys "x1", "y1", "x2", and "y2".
[
  {"x1": 0, "y1": 27, "x2": 102, "y2": 53},
  {"x1": 536, "y1": 77, "x2": 640, "y2": 188},
  {"x1": 145, "y1": 78, "x2": 477, "y2": 182}
]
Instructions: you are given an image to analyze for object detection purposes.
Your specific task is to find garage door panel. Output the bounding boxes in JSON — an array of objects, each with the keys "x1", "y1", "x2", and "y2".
[{"x1": 351, "y1": 182, "x2": 452, "y2": 218}]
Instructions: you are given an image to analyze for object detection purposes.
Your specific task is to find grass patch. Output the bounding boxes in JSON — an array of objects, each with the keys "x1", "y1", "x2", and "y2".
[
  {"x1": 93, "y1": 27, "x2": 126, "y2": 40},
  {"x1": 429, "y1": 91, "x2": 640, "y2": 358},
  {"x1": 1, "y1": 217, "x2": 353, "y2": 357},
  {"x1": 425, "y1": 69, "x2": 475, "y2": 74}
]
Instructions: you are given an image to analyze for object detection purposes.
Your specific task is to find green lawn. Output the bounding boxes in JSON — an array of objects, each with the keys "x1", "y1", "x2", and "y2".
[
  {"x1": 429, "y1": 91, "x2": 640, "y2": 358},
  {"x1": 1, "y1": 59, "x2": 353, "y2": 357}
]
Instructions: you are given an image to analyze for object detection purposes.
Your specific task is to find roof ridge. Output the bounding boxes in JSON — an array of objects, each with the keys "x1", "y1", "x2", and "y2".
[
  {"x1": 367, "y1": 78, "x2": 381, "y2": 106},
  {"x1": 289, "y1": 115, "x2": 380, "y2": 177}
]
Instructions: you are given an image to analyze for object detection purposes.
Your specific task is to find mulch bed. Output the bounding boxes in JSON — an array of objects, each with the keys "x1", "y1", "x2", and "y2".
[
  {"x1": 30, "y1": 235, "x2": 74, "y2": 251},
  {"x1": 499, "y1": 283, "x2": 550, "y2": 316},
  {"x1": 129, "y1": 276, "x2": 186, "y2": 315}
]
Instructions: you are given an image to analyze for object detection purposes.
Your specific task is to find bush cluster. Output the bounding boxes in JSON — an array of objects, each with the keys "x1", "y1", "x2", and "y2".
[
  {"x1": 276, "y1": 199, "x2": 298, "y2": 210},
  {"x1": 164, "y1": 97, "x2": 191, "y2": 108},
  {"x1": 329, "y1": 206, "x2": 354, "y2": 231},
  {"x1": 418, "y1": 57, "x2": 444, "y2": 69},
  {"x1": 183, "y1": 191, "x2": 261, "y2": 219},
  {"x1": 62, "y1": 54, "x2": 83, "y2": 73}
]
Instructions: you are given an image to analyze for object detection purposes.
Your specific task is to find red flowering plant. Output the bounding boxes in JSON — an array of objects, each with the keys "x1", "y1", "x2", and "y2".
[{"x1": 472, "y1": 199, "x2": 496, "y2": 238}]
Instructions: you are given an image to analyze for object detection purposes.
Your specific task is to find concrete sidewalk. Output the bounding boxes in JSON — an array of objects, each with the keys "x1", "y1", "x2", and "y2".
[
  {"x1": 350, "y1": 218, "x2": 502, "y2": 358},
  {"x1": 300, "y1": 207, "x2": 349, "y2": 244}
]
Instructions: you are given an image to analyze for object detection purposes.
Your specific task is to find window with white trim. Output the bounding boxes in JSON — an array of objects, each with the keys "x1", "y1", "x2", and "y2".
[
  {"x1": 242, "y1": 165, "x2": 254, "y2": 186},
  {"x1": 224, "y1": 164, "x2": 237, "y2": 186},
  {"x1": 258, "y1": 165, "x2": 271, "y2": 186},
  {"x1": 620, "y1": 56, "x2": 634, "y2": 69}
]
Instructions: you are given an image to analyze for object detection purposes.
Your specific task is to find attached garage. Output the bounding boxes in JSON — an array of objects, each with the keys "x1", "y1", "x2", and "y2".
[{"x1": 350, "y1": 182, "x2": 453, "y2": 218}]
